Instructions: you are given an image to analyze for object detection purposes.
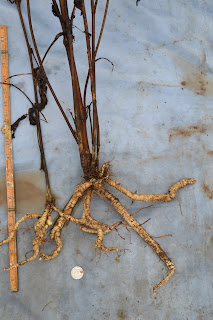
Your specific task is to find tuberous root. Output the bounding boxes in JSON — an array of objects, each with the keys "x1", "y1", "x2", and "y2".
[{"x1": 0, "y1": 162, "x2": 195, "y2": 293}]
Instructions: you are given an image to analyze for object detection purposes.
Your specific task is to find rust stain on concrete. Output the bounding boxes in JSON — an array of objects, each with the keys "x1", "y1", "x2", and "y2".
[
  {"x1": 207, "y1": 150, "x2": 213, "y2": 155},
  {"x1": 169, "y1": 50, "x2": 213, "y2": 96},
  {"x1": 202, "y1": 182, "x2": 213, "y2": 200},
  {"x1": 169, "y1": 123, "x2": 207, "y2": 142},
  {"x1": 180, "y1": 69, "x2": 213, "y2": 96},
  {"x1": 117, "y1": 309, "x2": 127, "y2": 320}
]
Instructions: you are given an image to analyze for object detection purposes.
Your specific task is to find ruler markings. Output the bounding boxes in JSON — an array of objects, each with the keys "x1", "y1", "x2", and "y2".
[{"x1": 0, "y1": 26, "x2": 18, "y2": 292}]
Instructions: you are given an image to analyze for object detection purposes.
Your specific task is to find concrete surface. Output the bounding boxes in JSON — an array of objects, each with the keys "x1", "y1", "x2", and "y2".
[{"x1": 0, "y1": 0, "x2": 213, "y2": 319}]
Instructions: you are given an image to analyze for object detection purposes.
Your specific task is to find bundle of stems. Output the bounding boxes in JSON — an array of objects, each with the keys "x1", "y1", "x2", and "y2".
[{"x1": 0, "y1": 0, "x2": 195, "y2": 294}]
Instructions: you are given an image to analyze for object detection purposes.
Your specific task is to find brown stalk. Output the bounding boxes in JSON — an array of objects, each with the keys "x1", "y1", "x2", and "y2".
[
  {"x1": 83, "y1": 0, "x2": 109, "y2": 162},
  {"x1": 26, "y1": 0, "x2": 78, "y2": 144},
  {"x1": 81, "y1": 0, "x2": 99, "y2": 168},
  {"x1": 15, "y1": 0, "x2": 52, "y2": 201},
  {"x1": 57, "y1": 0, "x2": 92, "y2": 177},
  {"x1": 83, "y1": 0, "x2": 109, "y2": 109}
]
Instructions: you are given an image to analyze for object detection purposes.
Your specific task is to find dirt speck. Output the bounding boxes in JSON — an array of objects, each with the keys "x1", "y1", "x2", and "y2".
[
  {"x1": 146, "y1": 44, "x2": 152, "y2": 57},
  {"x1": 210, "y1": 236, "x2": 213, "y2": 245},
  {"x1": 0, "y1": 170, "x2": 47, "y2": 214},
  {"x1": 169, "y1": 123, "x2": 207, "y2": 142},
  {"x1": 151, "y1": 155, "x2": 162, "y2": 161},
  {"x1": 202, "y1": 183, "x2": 213, "y2": 199},
  {"x1": 76, "y1": 248, "x2": 81, "y2": 255},
  {"x1": 207, "y1": 150, "x2": 213, "y2": 155},
  {"x1": 173, "y1": 39, "x2": 184, "y2": 45},
  {"x1": 117, "y1": 309, "x2": 127, "y2": 319}
]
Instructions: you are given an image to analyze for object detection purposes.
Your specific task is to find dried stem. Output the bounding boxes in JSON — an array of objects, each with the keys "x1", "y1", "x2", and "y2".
[{"x1": 26, "y1": 0, "x2": 78, "y2": 143}]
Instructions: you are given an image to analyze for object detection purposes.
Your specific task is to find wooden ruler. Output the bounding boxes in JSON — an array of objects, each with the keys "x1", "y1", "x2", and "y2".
[{"x1": 0, "y1": 26, "x2": 18, "y2": 292}]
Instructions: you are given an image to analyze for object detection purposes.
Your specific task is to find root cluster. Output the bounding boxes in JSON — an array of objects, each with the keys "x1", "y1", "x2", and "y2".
[{"x1": 0, "y1": 162, "x2": 195, "y2": 293}]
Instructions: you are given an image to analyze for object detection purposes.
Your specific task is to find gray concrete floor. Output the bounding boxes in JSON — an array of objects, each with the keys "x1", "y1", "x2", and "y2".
[{"x1": 0, "y1": 1, "x2": 213, "y2": 319}]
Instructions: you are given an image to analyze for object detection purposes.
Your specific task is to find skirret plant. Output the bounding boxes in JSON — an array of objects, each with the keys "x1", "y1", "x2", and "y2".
[{"x1": 0, "y1": 0, "x2": 195, "y2": 294}]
